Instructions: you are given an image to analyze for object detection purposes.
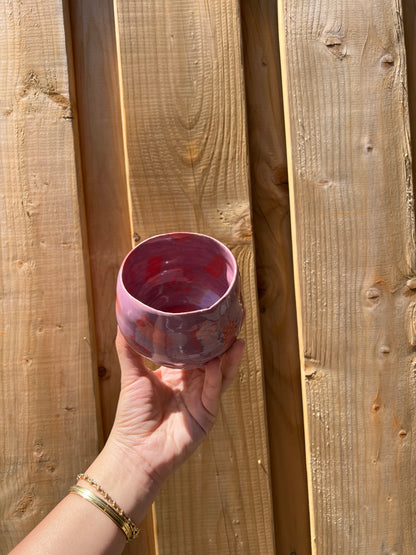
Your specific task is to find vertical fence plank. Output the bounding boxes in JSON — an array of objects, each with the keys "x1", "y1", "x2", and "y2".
[
  {"x1": 68, "y1": 0, "x2": 131, "y2": 439},
  {"x1": 240, "y1": 1, "x2": 311, "y2": 552},
  {"x1": 279, "y1": 0, "x2": 416, "y2": 552},
  {"x1": 0, "y1": 2, "x2": 100, "y2": 552},
  {"x1": 403, "y1": 0, "x2": 416, "y2": 184},
  {"x1": 67, "y1": 2, "x2": 156, "y2": 553},
  {"x1": 114, "y1": 1, "x2": 275, "y2": 553}
]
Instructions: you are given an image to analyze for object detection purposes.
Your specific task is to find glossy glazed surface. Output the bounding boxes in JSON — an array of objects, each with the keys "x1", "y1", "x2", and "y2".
[{"x1": 116, "y1": 232, "x2": 244, "y2": 368}]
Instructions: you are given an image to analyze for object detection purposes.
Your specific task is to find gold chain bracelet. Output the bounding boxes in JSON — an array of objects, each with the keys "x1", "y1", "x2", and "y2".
[{"x1": 69, "y1": 475, "x2": 140, "y2": 542}]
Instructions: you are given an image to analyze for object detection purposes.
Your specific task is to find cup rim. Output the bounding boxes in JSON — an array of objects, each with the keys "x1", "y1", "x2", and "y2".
[{"x1": 118, "y1": 231, "x2": 239, "y2": 316}]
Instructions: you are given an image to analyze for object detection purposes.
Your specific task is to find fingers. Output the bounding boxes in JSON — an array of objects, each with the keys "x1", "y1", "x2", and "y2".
[
  {"x1": 116, "y1": 329, "x2": 245, "y2": 403},
  {"x1": 115, "y1": 329, "x2": 153, "y2": 382},
  {"x1": 201, "y1": 358, "x2": 223, "y2": 418},
  {"x1": 220, "y1": 338, "x2": 245, "y2": 393},
  {"x1": 201, "y1": 338, "x2": 245, "y2": 418}
]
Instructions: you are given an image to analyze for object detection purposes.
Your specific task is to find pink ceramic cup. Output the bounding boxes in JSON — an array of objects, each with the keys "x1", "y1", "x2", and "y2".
[{"x1": 116, "y1": 232, "x2": 244, "y2": 369}]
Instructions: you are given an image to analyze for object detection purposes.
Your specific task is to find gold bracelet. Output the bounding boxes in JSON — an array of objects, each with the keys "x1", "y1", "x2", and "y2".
[
  {"x1": 76, "y1": 473, "x2": 140, "y2": 540},
  {"x1": 69, "y1": 485, "x2": 140, "y2": 542},
  {"x1": 77, "y1": 474, "x2": 127, "y2": 518}
]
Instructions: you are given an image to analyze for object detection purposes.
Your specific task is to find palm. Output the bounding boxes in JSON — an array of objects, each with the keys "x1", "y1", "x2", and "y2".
[{"x1": 112, "y1": 333, "x2": 244, "y2": 482}]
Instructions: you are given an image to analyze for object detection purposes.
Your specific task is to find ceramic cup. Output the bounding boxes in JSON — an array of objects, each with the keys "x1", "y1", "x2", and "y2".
[{"x1": 116, "y1": 232, "x2": 244, "y2": 369}]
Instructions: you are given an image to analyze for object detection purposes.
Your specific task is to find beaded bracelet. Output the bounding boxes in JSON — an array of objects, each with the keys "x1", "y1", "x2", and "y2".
[{"x1": 69, "y1": 473, "x2": 140, "y2": 542}]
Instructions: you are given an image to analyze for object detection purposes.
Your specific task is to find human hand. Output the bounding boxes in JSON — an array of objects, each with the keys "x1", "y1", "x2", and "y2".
[
  {"x1": 108, "y1": 330, "x2": 245, "y2": 486},
  {"x1": 11, "y1": 333, "x2": 245, "y2": 555}
]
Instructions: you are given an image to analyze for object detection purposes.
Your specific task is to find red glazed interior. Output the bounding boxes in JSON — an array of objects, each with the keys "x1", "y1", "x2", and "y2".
[{"x1": 121, "y1": 233, "x2": 236, "y2": 314}]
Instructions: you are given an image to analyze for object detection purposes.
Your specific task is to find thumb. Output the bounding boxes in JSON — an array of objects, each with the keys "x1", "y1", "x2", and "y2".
[{"x1": 115, "y1": 329, "x2": 154, "y2": 383}]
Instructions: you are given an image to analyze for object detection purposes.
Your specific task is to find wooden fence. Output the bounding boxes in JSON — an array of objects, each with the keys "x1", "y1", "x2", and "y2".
[{"x1": 1, "y1": 0, "x2": 415, "y2": 553}]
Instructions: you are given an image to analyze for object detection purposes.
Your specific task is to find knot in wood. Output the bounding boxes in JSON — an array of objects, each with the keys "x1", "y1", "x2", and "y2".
[
  {"x1": 380, "y1": 53, "x2": 394, "y2": 67},
  {"x1": 406, "y1": 277, "x2": 416, "y2": 290},
  {"x1": 324, "y1": 35, "x2": 342, "y2": 47},
  {"x1": 366, "y1": 287, "x2": 380, "y2": 303},
  {"x1": 323, "y1": 34, "x2": 346, "y2": 59}
]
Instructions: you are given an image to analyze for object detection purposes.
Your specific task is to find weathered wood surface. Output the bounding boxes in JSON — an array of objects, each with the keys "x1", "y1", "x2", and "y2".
[
  {"x1": 279, "y1": 0, "x2": 416, "y2": 552},
  {"x1": 0, "y1": 2, "x2": 99, "y2": 552},
  {"x1": 68, "y1": 0, "x2": 131, "y2": 439},
  {"x1": 403, "y1": 0, "x2": 416, "y2": 182},
  {"x1": 114, "y1": 0, "x2": 275, "y2": 553},
  {"x1": 67, "y1": 2, "x2": 156, "y2": 553},
  {"x1": 240, "y1": 0, "x2": 311, "y2": 552}
]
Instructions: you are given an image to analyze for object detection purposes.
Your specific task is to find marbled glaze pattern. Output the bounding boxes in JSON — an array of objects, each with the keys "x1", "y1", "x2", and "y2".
[{"x1": 116, "y1": 232, "x2": 244, "y2": 368}]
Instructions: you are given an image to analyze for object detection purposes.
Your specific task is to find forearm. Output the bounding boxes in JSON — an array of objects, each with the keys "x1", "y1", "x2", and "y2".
[
  {"x1": 10, "y1": 493, "x2": 126, "y2": 555},
  {"x1": 10, "y1": 440, "x2": 160, "y2": 555}
]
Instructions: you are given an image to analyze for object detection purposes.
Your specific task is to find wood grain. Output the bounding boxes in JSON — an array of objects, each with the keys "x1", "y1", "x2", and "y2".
[
  {"x1": 240, "y1": 1, "x2": 311, "y2": 552},
  {"x1": 67, "y1": 3, "x2": 156, "y2": 553},
  {"x1": 279, "y1": 0, "x2": 416, "y2": 552},
  {"x1": 114, "y1": 0, "x2": 275, "y2": 553},
  {"x1": 0, "y1": 1, "x2": 99, "y2": 551},
  {"x1": 68, "y1": 0, "x2": 132, "y2": 441},
  {"x1": 403, "y1": 0, "x2": 416, "y2": 193}
]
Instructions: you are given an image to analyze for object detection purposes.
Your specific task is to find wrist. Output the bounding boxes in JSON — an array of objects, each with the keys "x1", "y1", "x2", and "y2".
[{"x1": 80, "y1": 437, "x2": 161, "y2": 525}]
